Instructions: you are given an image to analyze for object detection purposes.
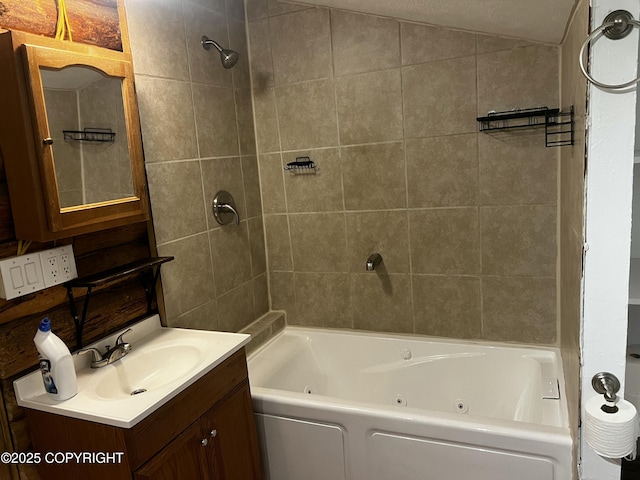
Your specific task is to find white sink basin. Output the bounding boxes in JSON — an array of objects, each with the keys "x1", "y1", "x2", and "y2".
[
  {"x1": 14, "y1": 315, "x2": 250, "y2": 428},
  {"x1": 94, "y1": 344, "x2": 202, "y2": 399}
]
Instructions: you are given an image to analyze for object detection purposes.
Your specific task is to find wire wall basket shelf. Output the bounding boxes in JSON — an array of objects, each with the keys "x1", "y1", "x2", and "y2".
[
  {"x1": 285, "y1": 157, "x2": 317, "y2": 174},
  {"x1": 63, "y1": 127, "x2": 116, "y2": 143},
  {"x1": 476, "y1": 106, "x2": 574, "y2": 147}
]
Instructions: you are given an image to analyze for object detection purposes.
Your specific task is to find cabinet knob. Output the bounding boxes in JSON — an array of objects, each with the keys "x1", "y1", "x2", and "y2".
[
  {"x1": 201, "y1": 438, "x2": 208, "y2": 447},
  {"x1": 43, "y1": 138, "x2": 54, "y2": 145},
  {"x1": 210, "y1": 429, "x2": 218, "y2": 438}
]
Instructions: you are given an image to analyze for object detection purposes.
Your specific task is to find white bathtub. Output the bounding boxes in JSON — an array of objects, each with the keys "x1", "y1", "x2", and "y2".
[{"x1": 248, "y1": 327, "x2": 572, "y2": 480}]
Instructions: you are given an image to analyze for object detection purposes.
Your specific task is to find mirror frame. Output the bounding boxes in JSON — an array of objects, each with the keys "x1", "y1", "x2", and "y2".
[{"x1": 22, "y1": 43, "x2": 148, "y2": 233}]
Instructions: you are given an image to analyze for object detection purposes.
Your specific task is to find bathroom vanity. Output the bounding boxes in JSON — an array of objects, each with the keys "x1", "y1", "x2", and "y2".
[
  {"x1": 13, "y1": 317, "x2": 263, "y2": 479},
  {"x1": 25, "y1": 350, "x2": 260, "y2": 479}
]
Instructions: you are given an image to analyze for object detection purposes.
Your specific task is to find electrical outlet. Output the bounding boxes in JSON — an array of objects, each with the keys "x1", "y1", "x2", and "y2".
[
  {"x1": 39, "y1": 245, "x2": 78, "y2": 288},
  {"x1": 60, "y1": 253, "x2": 71, "y2": 276},
  {"x1": 0, "y1": 254, "x2": 46, "y2": 299},
  {"x1": 46, "y1": 256, "x2": 58, "y2": 279}
]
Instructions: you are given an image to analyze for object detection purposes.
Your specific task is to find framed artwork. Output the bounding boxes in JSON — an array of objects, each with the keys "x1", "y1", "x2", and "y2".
[{"x1": 0, "y1": 0, "x2": 122, "y2": 51}]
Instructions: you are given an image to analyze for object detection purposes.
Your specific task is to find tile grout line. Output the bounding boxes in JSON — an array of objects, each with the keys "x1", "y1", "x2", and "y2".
[
  {"x1": 398, "y1": 20, "x2": 416, "y2": 335},
  {"x1": 244, "y1": 5, "x2": 276, "y2": 315},
  {"x1": 474, "y1": 37, "x2": 485, "y2": 340},
  {"x1": 330, "y1": 9, "x2": 354, "y2": 330},
  {"x1": 266, "y1": 10, "x2": 299, "y2": 323}
]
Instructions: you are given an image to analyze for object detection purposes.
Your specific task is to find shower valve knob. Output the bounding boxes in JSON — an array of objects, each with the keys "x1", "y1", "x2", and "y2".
[{"x1": 212, "y1": 190, "x2": 240, "y2": 226}]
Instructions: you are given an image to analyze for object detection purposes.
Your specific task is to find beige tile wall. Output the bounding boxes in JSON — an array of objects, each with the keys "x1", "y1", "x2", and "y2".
[
  {"x1": 45, "y1": 77, "x2": 133, "y2": 207},
  {"x1": 248, "y1": 4, "x2": 561, "y2": 343},
  {"x1": 44, "y1": 89, "x2": 82, "y2": 206},
  {"x1": 124, "y1": 0, "x2": 268, "y2": 330},
  {"x1": 79, "y1": 77, "x2": 134, "y2": 203},
  {"x1": 559, "y1": 0, "x2": 589, "y2": 474}
]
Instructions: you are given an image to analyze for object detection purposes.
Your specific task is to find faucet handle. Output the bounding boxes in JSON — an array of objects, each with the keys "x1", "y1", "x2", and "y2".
[
  {"x1": 78, "y1": 347, "x2": 107, "y2": 368},
  {"x1": 115, "y1": 328, "x2": 132, "y2": 346},
  {"x1": 219, "y1": 203, "x2": 240, "y2": 225},
  {"x1": 77, "y1": 347, "x2": 103, "y2": 362}
]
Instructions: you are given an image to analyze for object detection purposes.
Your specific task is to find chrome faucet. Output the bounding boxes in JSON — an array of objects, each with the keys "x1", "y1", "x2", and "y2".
[
  {"x1": 78, "y1": 328, "x2": 132, "y2": 368},
  {"x1": 366, "y1": 253, "x2": 383, "y2": 271}
]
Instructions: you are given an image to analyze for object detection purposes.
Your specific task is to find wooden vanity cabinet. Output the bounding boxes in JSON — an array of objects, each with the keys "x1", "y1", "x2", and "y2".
[
  {"x1": 25, "y1": 349, "x2": 263, "y2": 480},
  {"x1": 136, "y1": 384, "x2": 260, "y2": 480}
]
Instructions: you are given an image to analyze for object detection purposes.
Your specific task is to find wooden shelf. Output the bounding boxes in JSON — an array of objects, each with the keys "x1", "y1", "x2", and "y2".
[
  {"x1": 66, "y1": 256, "x2": 173, "y2": 288},
  {"x1": 66, "y1": 256, "x2": 174, "y2": 347}
]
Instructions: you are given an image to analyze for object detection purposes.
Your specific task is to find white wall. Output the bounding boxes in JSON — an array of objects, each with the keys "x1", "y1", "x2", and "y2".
[
  {"x1": 580, "y1": 1, "x2": 639, "y2": 478},
  {"x1": 632, "y1": 164, "x2": 640, "y2": 259}
]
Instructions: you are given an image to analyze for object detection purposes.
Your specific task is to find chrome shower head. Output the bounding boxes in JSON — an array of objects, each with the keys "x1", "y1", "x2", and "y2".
[
  {"x1": 201, "y1": 35, "x2": 240, "y2": 69},
  {"x1": 220, "y1": 49, "x2": 240, "y2": 69}
]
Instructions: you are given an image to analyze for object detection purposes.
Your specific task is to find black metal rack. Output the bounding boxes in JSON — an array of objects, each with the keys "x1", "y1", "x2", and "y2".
[
  {"x1": 476, "y1": 106, "x2": 574, "y2": 147},
  {"x1": 65, "y1": 256, "x2": 174, "y2": 348},
  {"x1": 63, "y1": 127, "x2": 116, "y2": 143},
  {"x1": 285, "y1": 157, "x2": 317, "y2": 174}
]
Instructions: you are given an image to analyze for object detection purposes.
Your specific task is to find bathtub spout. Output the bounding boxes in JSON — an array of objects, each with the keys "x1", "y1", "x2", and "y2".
[{"x1": 366, "y1": 253, "x2": 382, "y2": 271}]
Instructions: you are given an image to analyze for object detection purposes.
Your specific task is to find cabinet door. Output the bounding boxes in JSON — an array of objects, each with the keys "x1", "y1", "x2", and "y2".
[
  {"x1": 0, "y1": 30, "x2": 149, "y2": 241},
  {"x1": 21, "y1": 42, "x2": 149, "y2": 236},
  {"x1": 135, "y1": 422, "x2": 210, "y2": 480},
  {"x1": 203, "y1": 383, "x2": 263, "y2": 480}
]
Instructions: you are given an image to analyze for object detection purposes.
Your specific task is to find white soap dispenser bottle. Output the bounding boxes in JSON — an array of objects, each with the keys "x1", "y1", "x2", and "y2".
[{"x1": 33, "y1": 318, "x2": 77, "y2": 401}]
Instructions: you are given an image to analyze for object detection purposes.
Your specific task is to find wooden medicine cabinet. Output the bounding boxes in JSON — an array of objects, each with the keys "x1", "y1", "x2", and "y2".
[{"x1": 0, "y1": 30, "x2": 148, "y2": 241}]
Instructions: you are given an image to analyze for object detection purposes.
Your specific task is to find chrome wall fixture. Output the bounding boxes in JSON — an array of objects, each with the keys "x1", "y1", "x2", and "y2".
[
  {"x1": 592, "y1": 371, "x2": 621, "y2": 405},
  {"x1": 366, "y1": 253, "x2": 382, "y2": 271},
  {"x1": 212, "y1": 190, "x2": 240, "y2": 226},
  {"x1": 579, "y1": 10, "x2": 640, "y2": 89},
  {"x1": 201, "y1": 35, "x2": 239, "y2": 69}
]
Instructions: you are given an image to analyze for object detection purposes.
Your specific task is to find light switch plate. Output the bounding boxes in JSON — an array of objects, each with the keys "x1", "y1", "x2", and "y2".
[{"x1": 0, "y1": 253, "x2": 46, "y2": 300}]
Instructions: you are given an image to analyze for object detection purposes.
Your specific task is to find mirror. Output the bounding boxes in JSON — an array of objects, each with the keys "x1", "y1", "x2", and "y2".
[
  {"x1": 41, "y1": 65, "x2": 135, "y2": 208},
  {"x1": 11, "y1": 39, "x2": 149, "y2": 237},
  {"x1": 0, "y1": 30, "x2": 148, "y2": 240}
]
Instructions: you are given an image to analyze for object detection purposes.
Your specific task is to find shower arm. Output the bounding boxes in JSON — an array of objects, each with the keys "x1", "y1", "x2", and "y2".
[{"x1": 201, "y1": 36, "x2": 223, "y2": 53}]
